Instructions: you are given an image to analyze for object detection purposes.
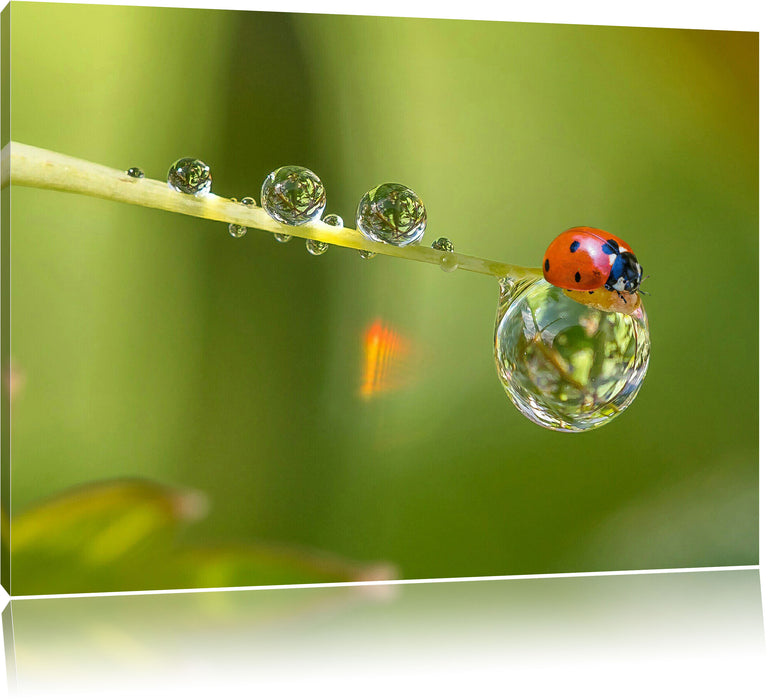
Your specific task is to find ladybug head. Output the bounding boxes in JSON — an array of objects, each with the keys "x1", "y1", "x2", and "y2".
[{"x1": 605, "y1": 251, "x2": 643, "y2": 294}]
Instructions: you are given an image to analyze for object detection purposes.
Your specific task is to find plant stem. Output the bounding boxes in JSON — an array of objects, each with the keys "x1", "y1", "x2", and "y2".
[{"x1": 6, "y1": 142, "x2": 541, "y2": 282}]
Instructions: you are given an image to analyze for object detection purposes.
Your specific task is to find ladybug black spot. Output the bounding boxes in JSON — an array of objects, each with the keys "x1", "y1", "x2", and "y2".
[
  {"x1": 569, "y1": 240, "x2": 580, "y2": 253},
  {"x1": 574, "y1": 271, "x2": 581, "y2": 283},
  {"x1": 602, "y1": 241, "x2": 617, "y2": 255},
  {"x1": 544, "y1": 259, "x2": 550, "y2": 272},
  {"x1": 589, "y1": 291, "x2": 594, "y2": 295}
]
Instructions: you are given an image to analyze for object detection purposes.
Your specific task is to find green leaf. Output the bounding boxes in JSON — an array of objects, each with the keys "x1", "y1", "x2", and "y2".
[
  {"x1": 11, "y1": 479, "x2": 396, "y2": 595},
  {"x1": 11, "y1": 479, "x2": 207, "y2": 594}
]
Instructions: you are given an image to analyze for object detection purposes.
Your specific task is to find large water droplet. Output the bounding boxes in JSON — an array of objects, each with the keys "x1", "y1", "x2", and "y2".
[
  {"x1": 306, "y1": 239, "x2": 328, "y2": 256},
  {"x1": 261, "y1": 166, "x2": 326, "y2": 225},
  {"x1": 494, "y1": 277, "x2": 650, "y2": 432},
  {"x1": 167, "y1": 158, "x2": 211, "y2": 195},
  {"x1": 356, "y1": 183, "x2": 426, "y2": 246}
]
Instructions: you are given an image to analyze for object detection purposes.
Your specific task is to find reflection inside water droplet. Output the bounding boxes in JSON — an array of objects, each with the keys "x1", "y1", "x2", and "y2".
[
  {"x1": 306, "y1": 239, "x2": 328, "y2": 256},
  {"x1": 167, "y1": 157, "x2": 211, "y2": 195},
  {"x1": 356, "y1": 183, "x2": 426, "y2": 247},
  {"x1": 432, "y1": 237, "x2": 454, "y2": 252},
  {"x1": 322, "y1": 213, "x2": 344, "y2": 229},
  {"x1": 261, "y1": 166, "x2": 326, "y2": 225},
  {"x1": 494, "y1": 277, "x2": 650, "y2": 432}
]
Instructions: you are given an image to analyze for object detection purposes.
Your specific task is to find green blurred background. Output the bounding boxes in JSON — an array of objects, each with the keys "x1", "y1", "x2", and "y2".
[{"x1": 7, "y1": 3, "x2": 758, "y2": 594}]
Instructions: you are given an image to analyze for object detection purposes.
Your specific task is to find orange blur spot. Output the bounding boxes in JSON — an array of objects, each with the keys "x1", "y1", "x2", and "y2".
[{"x1": 360, "y1": 319, "x2": 410, "y2": 399}]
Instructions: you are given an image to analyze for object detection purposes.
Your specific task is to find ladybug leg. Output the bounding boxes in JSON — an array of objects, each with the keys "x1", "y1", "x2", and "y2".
[{"x1": 605, "y1": 279, "x2": 630, "y2": 304}]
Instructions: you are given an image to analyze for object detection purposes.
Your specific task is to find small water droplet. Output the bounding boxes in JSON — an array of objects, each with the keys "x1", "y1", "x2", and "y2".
[
  {"x1": 306, "y1": 239, "x2": 328, "y2": 256},
  {"x1": 261, "y1": 166, "x2": 326, "y2": 225},
  {"x1": 167, "y1": 157, "x2": 212, "y2": 195},
  {"x1": 227, "y1": 198, "x2": 247, "y2": 238},
  {"x1": 241, "y1": 196, "x2": 257, "y2": 207},
  {"x1": 356, "y1": 183, "x2": 426, "y2": 246},
  {"x1": 359, "y1": 250, "x2": 376, "y2": 260},
  {"x1": 439, "y1": 253, "x2": 459, "y2": 272},
  {"x1": 274, "y1": 233, "x2": 293, "y2": 243},
  {"x1": 322, "y1": 213, "x2": 344, "y2": 229},
  {"x1": 494, "y1": 277, "x2": 650, "y2": 432},
  {"x1": 432, "y1": 237, "x2": 454, "y2": 252},
  {"x1": 126, "y1": 167, "x2": 144, "y2": 178}
]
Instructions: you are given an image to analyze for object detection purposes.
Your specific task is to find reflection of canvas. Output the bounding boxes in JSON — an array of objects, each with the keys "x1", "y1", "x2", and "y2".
[
  {"x1": 3, "y1": 571, "x2": 765, "y2": 694},
  {"x1": 1, "y1": 3, "x2": 758, "y2": 595}
]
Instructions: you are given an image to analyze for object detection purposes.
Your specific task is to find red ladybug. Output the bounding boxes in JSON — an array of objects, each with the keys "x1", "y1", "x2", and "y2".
[{"x1": 543, "y1": 227, "x2": 643, "y2": 298}]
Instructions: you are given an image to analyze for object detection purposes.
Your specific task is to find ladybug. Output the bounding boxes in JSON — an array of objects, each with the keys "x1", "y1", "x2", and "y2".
[{"x1": 543, "y1": 226, "x2": 643, "y2": 300}]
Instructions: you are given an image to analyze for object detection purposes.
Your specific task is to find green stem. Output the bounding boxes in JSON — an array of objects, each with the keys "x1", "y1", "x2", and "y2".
[{"x1": 6, "y1": 142, "x2": 541, "y2": 281}]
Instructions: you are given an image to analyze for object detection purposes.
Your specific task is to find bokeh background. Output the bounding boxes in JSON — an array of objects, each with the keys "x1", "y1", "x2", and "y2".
[{"x1": 6, "y1": 3, "x2": 758, "y2": 594}]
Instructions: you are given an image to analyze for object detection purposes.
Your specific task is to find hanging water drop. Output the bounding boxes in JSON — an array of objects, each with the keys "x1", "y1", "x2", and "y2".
[
  {"x1": 433, "y1": 237, "x2": 458, "y2": 272},
  {"x1": 359, "y1": 250, "x2": 376, "y2": 260},
  {"x1": 126, "y1": 167, "x2": 144, "y2": 178},
  {"x1": 306, "y1": 239, "x2": 328, "y2": 256},
  {"x1": 261, "y1": 166, "x2": 326, "y2": 225},
  {"x1": 356, "y1": 183, "x2": 426, "y2": 246},
  {"x1": 167, "y1": 157, "x2": 212, "y2": 195},
  {"x1": 439, "y1": 254, "x2": 459, "y2": 272},
  {"x1": 227, "y1": 196, "x2": 256, "y2": 239},
  {"x1": 274, "y1": 233, "x2": 293, "y2": 243},
  {"x1": 228, "y1": 223, "x2": 247, "y2": 238},
  {"x1": 494, "y1": 276, "x2": 650, "y2": 432},
  {"x1": 226, "y1": 198, "x2": 247, "y2": 238}
]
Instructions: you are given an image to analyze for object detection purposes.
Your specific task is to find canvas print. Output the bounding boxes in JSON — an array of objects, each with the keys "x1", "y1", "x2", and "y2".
[{"x1": 0, "y1": 2, "x2": 758, "y2": 595}]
